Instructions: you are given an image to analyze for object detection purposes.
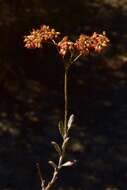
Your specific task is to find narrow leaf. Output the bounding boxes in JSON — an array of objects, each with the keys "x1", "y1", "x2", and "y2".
[
  {"x1": 67, "y1": 114, "x2": 74, "y2": 131},
  {"x1": 62, "y1": 137, "x2": 70, "y2": 153},
  {"x1": 58, "y1": 120, "x2": 65, "y2": 138},
  {"x1": 51, "y1": 141, "x2": 62, "y2": 156},
  {"x1": 48, "y1": 160, "x2": 57, "y2": 170},
  {"x1": 62, "y1": 160, "x2": 76, "y2": 167}
]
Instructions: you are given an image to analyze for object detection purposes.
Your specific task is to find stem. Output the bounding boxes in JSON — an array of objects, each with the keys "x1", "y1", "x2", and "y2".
[
  {"x1": 45, "y1": 170, "x2": 58, "y2": 190},
  {"x1": 44, "y1": 155, "x2": 64, "y2": 190},
  {"x1": 39, "y1": 60, "x2": 78, "y2": 190},
  {"x1": 64, "y1": 68, "x2": 68, "y2": 137},
  {"x1": 36, "y1": 163, "x2": 45, "y2": 190},
  {"x1": 44, "y1": 67, "x2": 69, "y2": 190},
  {"x1": 72, "y1": 53, "x2": 82, "y2": 64}
]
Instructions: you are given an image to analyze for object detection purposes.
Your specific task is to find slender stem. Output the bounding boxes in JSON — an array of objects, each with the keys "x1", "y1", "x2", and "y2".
[
  {"x1": 40, "y1": 61, "x2": 77, "y2": 190},
  {"x1": 44, "y1": 66, "x2": 69, "y2": 190},
  {"x1": 72, "y1": 53, "x2": 82, "y2": 64},
  {"x1": 44, "y1": 155, "x2": 64, "y2": 190},
  {"x1": 67, "y1": 54, "x2": 82, "y2": 69},
  {"x1": 64, "y1": 68, "x2": 68, "y2": 137},
  {"x1": 45, "y1": 170, "x2": 58, "y2": 190},
  {"x1": 36, "y1": 163, "x2": 45, "y2": 190}
]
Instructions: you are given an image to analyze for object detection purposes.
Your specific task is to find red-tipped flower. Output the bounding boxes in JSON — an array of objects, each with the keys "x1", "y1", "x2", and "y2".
[
  {"x1": 90, "y1": 32, "x2": 109, "y2": 53},
  {"x1": 58, "y1": 36, "x2": 74, "y2": 57},
  {"x1": 74, "y1": 34, "x2": 91, "y2": 55},
  {"x1": 24, "y1": 24, "x2": 109, "y2": 58},
  {"x1": 74, "y1": 32, "x2": 109, "y2": 55},
  {"x1": 24, "y1": 25, "x2": 60, "y2": 49}
]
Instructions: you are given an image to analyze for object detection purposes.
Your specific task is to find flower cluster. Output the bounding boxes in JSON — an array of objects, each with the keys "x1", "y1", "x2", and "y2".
[
  {"x1": 74, "y1": 34, "x2": 91, "y2": 55},
  {"x1": 58, "y1": 36, "x2": 74, "y2": 57},
  {"x1": 57, "y1": 32, "x2": 109, "y2": 57},
  {"x1": 24, "y1": 25, "x2": 60, "y2": 49},
  {"x1": 24, "y1": 25, "x2": 109, "y2": 57},
  {"x1": 74, "y1": 32, "x2": 109, "y2": 55},
  {"x1": 90, "y1": 32, "x2": 109, "y2": 53}
]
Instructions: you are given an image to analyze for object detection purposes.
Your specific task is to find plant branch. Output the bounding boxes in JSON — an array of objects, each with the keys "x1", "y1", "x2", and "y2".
[
  {"x1": 44, "y1": 169, "x2": 58, "y2": 190},
  {"x1": 36, "y1": 163, "x2": 45, "y2": 190},
  {"x1": 72, "y1": 53, "x2": 82, "y2": 64},
  {"x1": 64, "y1": 68, "x2": 68, "y2": 137},
  {"x1": 42, "y1": 65, "x2": 70, "y2": 190}
]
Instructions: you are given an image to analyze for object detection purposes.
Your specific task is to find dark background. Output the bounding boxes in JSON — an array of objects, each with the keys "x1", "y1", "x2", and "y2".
[{"x1": 0, "y1": 0, "x2": 127, "y2": 190}]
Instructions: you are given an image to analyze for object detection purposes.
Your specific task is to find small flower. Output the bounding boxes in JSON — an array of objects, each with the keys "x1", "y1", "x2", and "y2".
[
  {"x1": 90, "y1": 32, "x2": 109, "y2": 53},
  {"x1": 58, "y1": 36, "x2": 74, "y2": 57},
  {"x1": 74, "y1": 34, "x2": 91, "y2": 55},
  {"x1": 24, "y1": 25, "x2": 60, "y2": 49}
]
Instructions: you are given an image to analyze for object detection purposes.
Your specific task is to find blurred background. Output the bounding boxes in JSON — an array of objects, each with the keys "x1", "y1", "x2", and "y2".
[{"x1": 0, "y1": 0, "x2": 127, "y2": 189}]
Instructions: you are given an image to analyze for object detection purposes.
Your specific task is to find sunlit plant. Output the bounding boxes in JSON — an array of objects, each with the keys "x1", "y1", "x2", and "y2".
[{"x1": 24, "y1": 25, "x2": 109, "y2": 190}]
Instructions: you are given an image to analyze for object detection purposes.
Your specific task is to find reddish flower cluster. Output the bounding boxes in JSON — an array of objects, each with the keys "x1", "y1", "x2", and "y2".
[
  {"x1": 74, "y1": 34, "x2": 91, "y2": 55},
  {"x1": 24, "y1": 25, "x2": 60, "y2": 49},
  {"x1": 74, "y1": 32, "x2": 109, "y2": 55},
  {"x1": 58, "y1": 36, "x2": 74, "y2": 57},
  {"x1": 57, "y1": 32, "x2": 109, "y2": 57},
  {"x1": 24, "y1": 25, "x2": 109, "y2": 57},
  {"x1": 90, "y1": 32, "x2": 109, "y2": 53}
]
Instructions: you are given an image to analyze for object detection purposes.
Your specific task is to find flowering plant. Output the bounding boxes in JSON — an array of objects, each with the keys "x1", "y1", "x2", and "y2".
[{"x1": 24, "y1": 25, "x2": 109, "y2": 190}]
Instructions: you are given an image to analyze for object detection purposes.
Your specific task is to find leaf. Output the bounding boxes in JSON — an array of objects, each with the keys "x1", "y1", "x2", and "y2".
[
  {"x1": 58, "y1": 120, "x2": 65, "y2": 138},
  {"x1": 62, "y1": 137, "x2": 70, "y2": 153},
  {"x1": 67, "y1": 114, "x2": 74, "y2": 131},
  {"x1": 48, "y1": 161, "x2": 57, "y2": 170},
  {"x1": 62, "y1": 160, "x2": 76, "y2": 167},
  {"x1": 51, "y1": 141, "x2": 62, "y2": 156}
]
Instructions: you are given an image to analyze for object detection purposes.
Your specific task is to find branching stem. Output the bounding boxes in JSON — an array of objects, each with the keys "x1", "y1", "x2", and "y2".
[
  {"x1": 64, "y1": 68, "x2": 68, "y2": 137},
  {"x1": 39, "y1": 65, "x2": 69, "y2": 190}
]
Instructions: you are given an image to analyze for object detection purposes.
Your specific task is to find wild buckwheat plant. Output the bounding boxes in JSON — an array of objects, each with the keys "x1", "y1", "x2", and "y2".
[{"x1": 24, "y1": 25, "x2": 109, "y2": 190}]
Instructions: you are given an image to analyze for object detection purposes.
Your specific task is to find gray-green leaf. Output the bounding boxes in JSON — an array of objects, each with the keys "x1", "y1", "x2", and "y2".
[
  {"x1": 51, "y1": 141, "x2": 62, "y2": 156},
  {"x1": 48, "y1": 160, "x2": 57, "y2": 170},
  {"x1": 61, "y1": 160, "x2": 76, "y2": 167},
  {"x1": 58, "y1": 120, "x2": 65, "y2": 138},
  {"x1": 67, "y1": 114, "x2": 74, "y2": 131}
]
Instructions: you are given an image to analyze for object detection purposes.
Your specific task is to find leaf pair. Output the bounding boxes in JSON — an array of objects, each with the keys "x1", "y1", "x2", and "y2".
[{"x1": 58, "y1": 114, "x2": 74, "y2": 139}]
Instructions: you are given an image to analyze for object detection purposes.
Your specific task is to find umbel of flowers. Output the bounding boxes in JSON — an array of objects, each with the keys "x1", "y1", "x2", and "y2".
[
  {"x1": 24, "y1": 25, "x2": 109, "y2": 190},
  {"x1": 24, "y1": 25, "x2": 109, "y2": 58}
]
